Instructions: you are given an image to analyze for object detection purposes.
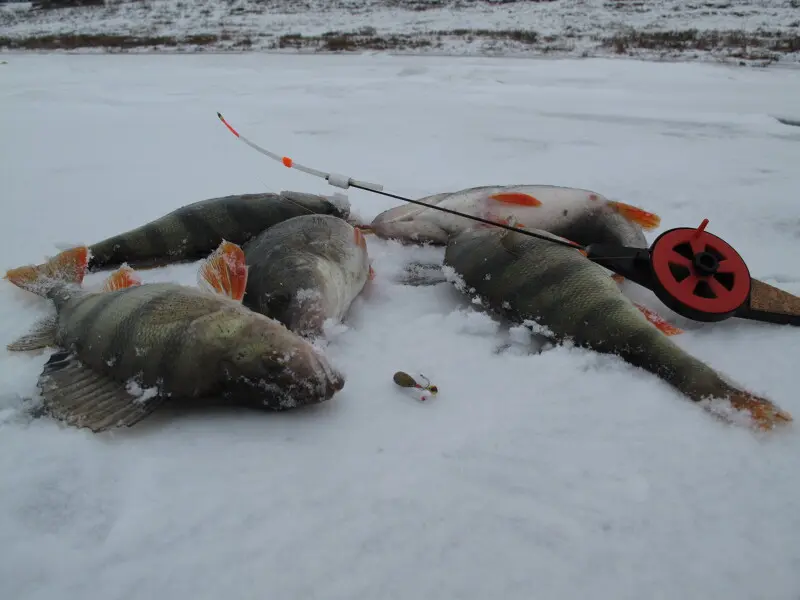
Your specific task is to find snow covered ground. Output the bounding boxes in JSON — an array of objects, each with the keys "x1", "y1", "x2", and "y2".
[
  {"x1": 1, "y1": 0, "x2": 800, "y2": 65},
  {"x1": 2, "y1": 52, "x2": 800, "y2": 599}
]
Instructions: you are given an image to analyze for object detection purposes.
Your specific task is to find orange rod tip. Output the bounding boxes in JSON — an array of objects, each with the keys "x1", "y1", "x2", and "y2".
[{"x1": 217, "y1": 112, "x2": 239, "y2": 137}]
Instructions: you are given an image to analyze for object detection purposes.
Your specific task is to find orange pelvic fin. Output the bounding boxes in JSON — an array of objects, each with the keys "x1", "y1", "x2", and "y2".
[
  {"x1": 4, "y1": 246, "x2": 89, "y2": 296},
  {"x1": 608, "y1": 200, "x2": 661, "y2": 230},
  {"x1": 634, "y1": 302, "x2": 684, "y2": 336},
  {"x1": 101, "y1": 265, "x2": 142, "y2": 292},
  {"x1": 489, "y1": 192, "x2": 542, "y2": 207},
  {"x1": 353, "y1": 223, "x2": 375, "y2": 234},
  {"x1": 198, "y1": 240, "x2": 248, "y2": 302},
  {"x1": 353, "y1": 226, "x2": 368, "y2": 250}
]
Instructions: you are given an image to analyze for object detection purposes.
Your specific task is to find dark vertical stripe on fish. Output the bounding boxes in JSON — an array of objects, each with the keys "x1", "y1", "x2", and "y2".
[
  {"x1": 82, "y1": 291, "x2": 148, "y2": 364},
  {"x1": 222, "y1": 200, "x2": 269, "y2": 240},
  {"x1": 176, "y1": 209, "x2": 228, "y2": 256},
  {"x1": 89, "y1": 237, "x2": 139, "y2": 270},
  {"x1": 71, "y1": 293, "x2": 127, "y2": 354},
  {"x1": 141, "y1": 225, "x2": 171, "y2": 261},
  {"x1": 549, "y1": 209, "x2": 609, "y2": 247}
]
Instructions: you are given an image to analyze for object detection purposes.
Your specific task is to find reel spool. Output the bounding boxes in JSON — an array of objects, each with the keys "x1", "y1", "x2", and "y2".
[{"x1": 649, "y1": 219, "x2": 752, "y2": 322}]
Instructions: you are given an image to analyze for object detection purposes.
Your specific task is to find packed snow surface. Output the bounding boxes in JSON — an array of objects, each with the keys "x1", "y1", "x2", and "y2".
[{"x1": 1, "y1": 53, "x2": 800, "y2": 599}]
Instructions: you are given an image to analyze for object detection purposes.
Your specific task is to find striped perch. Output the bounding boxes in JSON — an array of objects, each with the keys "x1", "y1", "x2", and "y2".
[
  {"x1": 204, "y1": 214, "x2": 374, "y2": 339},
  {"x1": 86, "y1": 190, "x2": 351, "y2": 271},
  {"x1": 443, "y1": 226, "x2": 792, "y2": 431},
  {"x1": 4, "y1": 245, "x2": 345, "y2": 433}
]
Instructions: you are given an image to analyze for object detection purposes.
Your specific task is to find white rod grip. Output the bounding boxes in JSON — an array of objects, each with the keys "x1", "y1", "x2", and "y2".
[{"x1": 327, "y1": 173, "x2": 352, "y2": 189}]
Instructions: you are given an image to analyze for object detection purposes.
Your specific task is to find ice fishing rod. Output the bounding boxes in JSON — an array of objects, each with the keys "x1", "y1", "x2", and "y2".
[
  {"x1": 216, "y1": 111, "x2": 800, "y2": 327},
  {"x1": 215, "y1": 112, "x2": 585, "y2": 252}
]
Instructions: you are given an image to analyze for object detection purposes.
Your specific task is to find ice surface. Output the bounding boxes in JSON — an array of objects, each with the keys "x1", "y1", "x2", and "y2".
[{"x1": 1, "y1": 53, "x2": 800, "y2": 600}]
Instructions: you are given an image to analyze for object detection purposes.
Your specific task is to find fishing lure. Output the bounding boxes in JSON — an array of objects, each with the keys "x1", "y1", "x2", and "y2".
[{"x1": 393, "y1": 371, "x2": 438, "y2": 400}]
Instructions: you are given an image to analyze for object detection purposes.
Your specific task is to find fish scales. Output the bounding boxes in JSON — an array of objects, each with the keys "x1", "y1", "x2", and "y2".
[
  {"x1": 108, "y1": 291, "x2": 209, "y2": 392},
  {"x1": 117, "y1": 287, "x2": 256, "y2": 396},
  {"x1": 102, "y1": 289, "x2": 195, "y2": 384},
  {"x1": 508, "y1": 247, "x2": 590, "y2": 321}
]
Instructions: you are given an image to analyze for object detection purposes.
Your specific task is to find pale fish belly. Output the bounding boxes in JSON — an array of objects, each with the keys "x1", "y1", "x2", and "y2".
[{"x1": 311, "y1": 250, "x2": 369, "y2": 325}]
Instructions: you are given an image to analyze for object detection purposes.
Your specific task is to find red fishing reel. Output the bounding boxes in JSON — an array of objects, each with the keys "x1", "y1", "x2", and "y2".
[
  {"x1": 649, "y1": 219, "x2": 751, "y2": 322},
  {"x1": 585, "y1": 220, "x2": 800, "y2": 326}
]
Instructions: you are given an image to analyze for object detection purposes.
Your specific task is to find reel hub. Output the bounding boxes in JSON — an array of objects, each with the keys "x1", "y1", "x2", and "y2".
[{"x1": 649, "y1": 219, "x2": 752, "y2": 322}]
